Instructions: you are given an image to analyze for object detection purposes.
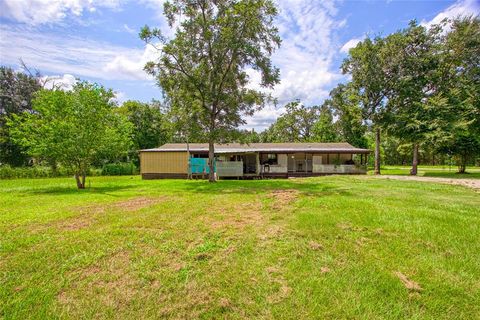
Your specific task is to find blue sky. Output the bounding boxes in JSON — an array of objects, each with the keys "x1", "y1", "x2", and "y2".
[{"x1": 1, "y1": 0, "x2": 479, "y2": 130}]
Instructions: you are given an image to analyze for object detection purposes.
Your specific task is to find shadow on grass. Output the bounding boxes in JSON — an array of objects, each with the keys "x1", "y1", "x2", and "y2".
[
  {"x1": 176, "y1": 178, "x2": 353, "y2": 197},
  {"x1": 24, "y1": 184, "x2": 135, "y2": 196},
  {"x1": 423, "y1": 171, "x2": 480, "y2": 179}
]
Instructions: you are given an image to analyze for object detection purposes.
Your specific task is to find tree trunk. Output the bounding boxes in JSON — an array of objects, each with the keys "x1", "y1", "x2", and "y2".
[
  {"x1": 186, "y1": 137, "x2": 191, "y2": 180},
  {"x1": 208, "y1": 140, "x2": 216, "y2": 182},
  {"x1": 410, "y1": 143, "x2": 419, "y2": 176},
  {"x1": 374, "y1": 127, "x2": 381, "y2": 175},
  {"x1": 74, "y1": 173, "x2": 85, "y2": 189},
  {"x1": 458, "y1": 155, "x2": 466, "y2": 173}
]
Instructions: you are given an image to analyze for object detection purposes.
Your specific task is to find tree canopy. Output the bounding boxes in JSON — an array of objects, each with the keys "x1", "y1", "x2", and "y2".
[
  {"x1": 8, "y1": 82, "x2": 132, "y2": 188},
  {"x1": 0, "y1": 66, "x2": 42, "y2": 166},
  {"x1": 141, "y1": 0, "x2": 281, "y2": 181}
]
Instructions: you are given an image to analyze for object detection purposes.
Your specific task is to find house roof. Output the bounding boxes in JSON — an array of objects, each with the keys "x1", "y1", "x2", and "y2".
[{"x1": 140, "y1": 143, "x2": 371, "y2": 154}]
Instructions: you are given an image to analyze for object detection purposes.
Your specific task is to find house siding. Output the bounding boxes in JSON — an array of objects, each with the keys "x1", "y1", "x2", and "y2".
[{"x1": 140, "y1": 151, "x2": 188, "y2": 175}]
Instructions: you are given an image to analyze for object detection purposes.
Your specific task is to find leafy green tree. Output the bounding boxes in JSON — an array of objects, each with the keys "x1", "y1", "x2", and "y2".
[
  {"x1": 438, "y1": 133, "x2": 480, "y2": 173},
  {"x1": 434, "y1": 17, "x2": 480, "y2": 172},
  {"x1": 118, "y1": 100, "x2": 171, "y2": 165},
  {"x1": 342, "y1": 37, "x2": 388, "y2": 174},
  {"x1": 235, "y1": 128, "x2": 262, "y2": 143},
  {"x1": 311, "y1": 105, "x2": 338, "y2": 143},
  {"x1": 381, "y1": 21, "x2": 445, "y2": 175},
  {"x1": 8, "y1": 82, "x2": 132, "y2": 189},
  {"x1": 262, "y1": 101, "x2": 335, "y2": 142},
  {"x1": 140, "y1": 0, "x2": 281, "y2": 181},
  {"x1": 326, "y1": 83, "x2": 367, "y2": 148},
  {"x1": 0, "y1": 66, "x2": 42, "y2": 166}
]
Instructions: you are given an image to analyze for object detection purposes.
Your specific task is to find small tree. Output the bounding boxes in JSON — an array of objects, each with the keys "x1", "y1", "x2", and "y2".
[
  {"x1": 141, "y1": 0, "x2": 281, "y2": 182},
  {"x1": 439, "y1": 133, "x2": 480, "y2": 173},
  {"x1": 9, "y1": 82, "x2": 132, "y2": 189}
]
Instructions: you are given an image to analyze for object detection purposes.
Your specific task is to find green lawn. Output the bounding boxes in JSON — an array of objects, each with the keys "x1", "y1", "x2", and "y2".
[
  {"x1": 1, "y1": 176, "x2": 479, "y2": 319},
  {"x1": 369, "y1": 165, "x2": 480, "y2": 179}
]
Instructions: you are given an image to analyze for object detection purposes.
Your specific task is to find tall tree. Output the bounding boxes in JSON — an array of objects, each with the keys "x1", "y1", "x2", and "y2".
[
  {"x1": 311, "y1": 104, "x2": 339, "y2": 143},
  {"x1": 141, "y1": 0, "x2": 281, "y2": 182},
  {"x1": 435, "y1": 16, "x2": 480, "y2": 172},
  {"x1": 342, "y1": 37, "x2": 388, "y2": 174},
  {"x1": 0, "y1": 66, "x2": 42, "y2": 166},
  {"x1": 381, "y1": 21, "x2": 444, "y2": 175},
  {"x1": 8, "y1": 82, "x2": 132, "y2": 189},
  {"x1": 326, "y1": 83, "x2": 368, "y2": 148},
  {"x1": 263, "y1": 101, "x2": 323, "y2": 142}
]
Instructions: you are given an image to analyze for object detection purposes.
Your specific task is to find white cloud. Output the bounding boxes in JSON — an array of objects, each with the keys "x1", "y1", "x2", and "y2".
[
  {"x1": 40, "y1": 74, "x2": 77, "y2": 90},
  {"x1": 123, "y1": 23, "x2": 136, "y2": 35},
  {"x1": 340, "y1": 37, "x2": 362, "y2": 53},
  {"x1": 421, "y1": 0, "x2": 480, "y2": 29},
  {"x1": 0, "y1": 25, "x2": 155, "y2": 81},
  {"x1": 0, "y1": 0, "x2": 122, "y2": 25},
  {"x1": 242, "y1": 104, "x2": 285, "y2": 131},
  {"x1": 114, "y1": 90, "x2": 128, "y2": 103},
  {"x1": 270, "y1": 0, "x2": 343, "y2": 104},
  {"x1": 244, "y1": 0, "x2": 345, "y2": 130}
]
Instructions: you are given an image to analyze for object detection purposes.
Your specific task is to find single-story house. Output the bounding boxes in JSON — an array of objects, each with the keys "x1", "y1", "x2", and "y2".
[{"x1": 140, "y1": 142, "x2": 370, "y2": 179}]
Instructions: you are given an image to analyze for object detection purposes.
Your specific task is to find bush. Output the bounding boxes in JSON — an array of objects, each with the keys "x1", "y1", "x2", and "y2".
[
  {"x1": 0, "y1": 165, "x2": 103, "y2": 179},
  {"x1": 101, "y1": 162, "x2": 137, "y2": 176},
  {"x1": 0, "y1": 165, "x2": 62, "y2": 179}
]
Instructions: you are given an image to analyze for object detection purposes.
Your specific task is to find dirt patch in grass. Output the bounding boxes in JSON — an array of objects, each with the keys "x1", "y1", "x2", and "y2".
[
  {"x1": 258, "y1": 225, "x2": 284, "y2": 243},
  {"x1": 309, "y1": 241, "x2": 324, "y2": 251},
  {"x1": 58, "y1": 250, "x2": 141, "y2": 310},
  {"x1": 394, "y1": 271, "x2": 423, "y2": 292},
  {"x1": 205, "y1": 198, "x2": 265, "y2": 232},
  {"x1": 55, "y1": 196, "x2": 167, "y2": 231},
  {"x1": 373, "y1": 175, "x2": 480, "y2": 190},
  {"x1": 113, "y1": 196, "x2": 165, "y2": 211},
  {"x1": 159, "y1": 280, "x2": 213, "y2": 318},
  {"x1": 269, "y1": 189, "x2": 300, "y2": 210},
  {"x1": 266, "y1": 266, "x2": 292, "y2": 304}
]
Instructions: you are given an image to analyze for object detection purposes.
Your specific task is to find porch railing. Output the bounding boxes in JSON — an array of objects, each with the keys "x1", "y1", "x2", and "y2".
[
  {"x1": 313, "y1": 164, "x2": 366, "y2": 174},
  {"x1": 216, "y1": 161, "x2": 243, "y2": 177}
]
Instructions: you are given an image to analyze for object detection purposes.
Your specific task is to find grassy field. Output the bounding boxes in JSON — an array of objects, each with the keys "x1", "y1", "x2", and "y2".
[
  {"x1": 371, "y1": 165, "x2": 480, "y2": 179},
  {"x1": 1, "y1": 176, "x2": 479, "y2": 319}
]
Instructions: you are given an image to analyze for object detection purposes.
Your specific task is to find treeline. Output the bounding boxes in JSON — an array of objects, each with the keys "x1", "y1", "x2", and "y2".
[
  {"x1": 0, "y1": 68, "x2": 171, "y2": 185},
  {"x1": 0, "y1": 16, "x2": 478, "y2": 186},
  {"x1": 239, "y1": 17, "x2": 480, "y2": 174}
]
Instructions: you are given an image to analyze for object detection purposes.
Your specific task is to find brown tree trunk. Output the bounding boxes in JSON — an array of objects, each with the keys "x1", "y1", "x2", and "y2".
[
  {"x1": 186, "y1": 137, "x2": 191, "y2": 180},
  {"x1": 74, "y1": 173, "x2": 85, "y2": 189},
  {"x1": 410, "y1": 143, "x2": 419, "y2": 175},
  {"x1": 208, "y1": 140, "x2": 216, "y2": 182},
  {"x1": 374, "y1": 127, "x2": 381, "y2": 175},
  {"x1": 458, "y1": 155, "x2": 466, "y2": 173}
]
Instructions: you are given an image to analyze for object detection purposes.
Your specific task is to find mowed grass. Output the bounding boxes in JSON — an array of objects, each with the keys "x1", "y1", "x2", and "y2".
[
  {"x1": 373, "y1": 165, "x2": 480, "y2": 179},
  {"x1": 0, "y1": 176, "x2": 479, "y2": 319}
]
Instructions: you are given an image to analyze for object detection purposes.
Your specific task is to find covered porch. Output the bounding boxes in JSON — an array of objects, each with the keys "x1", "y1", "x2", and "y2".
[{"x1": 212, "y1": 151, "x2": 369, "y2": 178}]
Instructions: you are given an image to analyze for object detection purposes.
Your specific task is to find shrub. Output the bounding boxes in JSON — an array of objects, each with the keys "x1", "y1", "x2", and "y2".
[
  {"x1": 101, "y1": 162, "x2": 137, "y2": 176},
  {"x1": 0, "y1": 165, "x2": 102, "y2": 179}
]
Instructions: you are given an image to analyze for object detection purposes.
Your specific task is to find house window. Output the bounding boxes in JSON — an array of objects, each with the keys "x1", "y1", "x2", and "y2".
[{"x1": 262, "y1": 153, "x2": 278, "y2": 165}]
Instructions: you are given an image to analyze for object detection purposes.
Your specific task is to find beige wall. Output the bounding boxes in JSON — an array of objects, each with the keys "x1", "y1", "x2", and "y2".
[
  {"x1": 140, "y1": 151, "x2": 188, "y2": 174},
  {"x1": 278, "y1": 154, "x2": 288, "y2": 167}
]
